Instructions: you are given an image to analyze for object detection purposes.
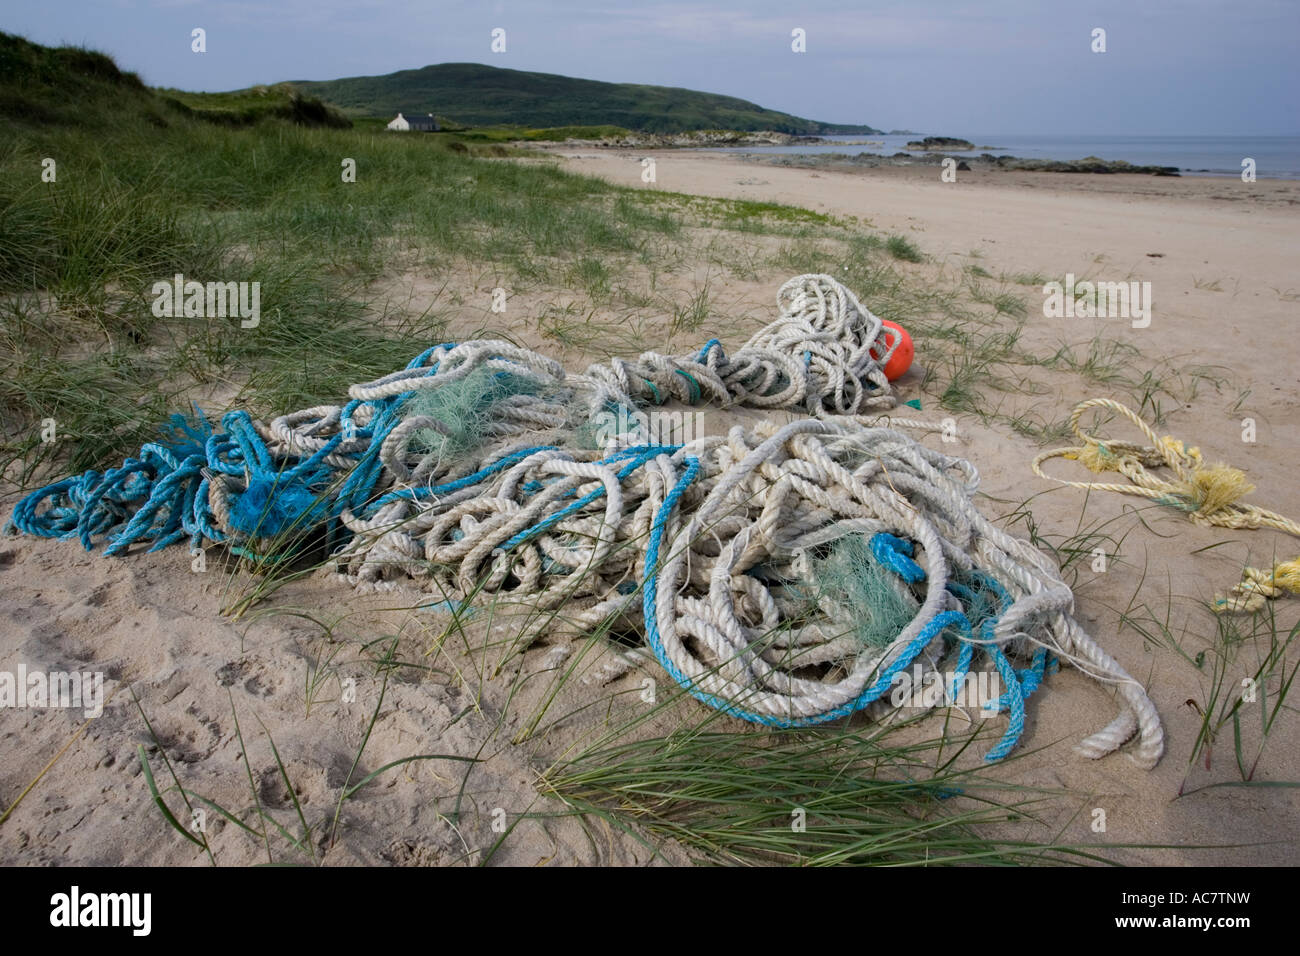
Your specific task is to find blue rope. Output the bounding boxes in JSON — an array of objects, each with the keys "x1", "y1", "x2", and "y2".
[
  {"x1": 696, "y1": 339, "x2": 723, "y2": 363},
  {"x1": 983, "y1": 626, "x2": 1026, "y2": 762},
  {"x1": 871, "y1": 532, "x2": 925, "y2": 582},
  {"x1": 940, "y1": 567, "x2": 1041, "y2": 760},
  {"x1": 11, "y1": 398, "x2": 380, "y2": 555}
]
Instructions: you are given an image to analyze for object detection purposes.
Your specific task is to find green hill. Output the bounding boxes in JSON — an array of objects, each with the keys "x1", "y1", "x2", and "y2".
[{"x1": 291, "y1": 62, "x2": 877, "y2": 134}]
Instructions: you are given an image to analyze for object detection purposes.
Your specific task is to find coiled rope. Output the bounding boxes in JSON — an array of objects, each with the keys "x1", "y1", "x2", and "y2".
[{"x1": 8, "y1": 275, "x2": 1163, "y2": 766}]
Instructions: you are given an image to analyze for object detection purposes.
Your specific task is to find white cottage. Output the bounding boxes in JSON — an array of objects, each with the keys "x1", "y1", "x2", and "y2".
[{"x1": 387, "y1": 112, "x2": 439, "y2": 132}]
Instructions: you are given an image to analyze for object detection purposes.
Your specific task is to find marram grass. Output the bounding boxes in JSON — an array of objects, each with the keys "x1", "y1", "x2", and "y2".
[{"x1": 541, "y1": 710, "x2": 1117, "y2": 866}]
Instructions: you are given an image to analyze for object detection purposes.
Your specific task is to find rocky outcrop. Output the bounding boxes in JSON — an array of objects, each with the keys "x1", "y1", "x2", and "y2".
[
  {"x1": 906, "y1": 136, "x2": 977, "y2": 151},
  {"x1": 745, "y1": 150, "x2": 1181, "y2": 176},
  {"x1": 545, "y1": 130, "x2": 880, "y2": 148}
]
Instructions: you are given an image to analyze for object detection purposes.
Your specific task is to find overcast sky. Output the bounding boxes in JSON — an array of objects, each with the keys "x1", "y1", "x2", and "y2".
[{"x1": 6, "y1": 0, "x2": 1297, "y2": 135}]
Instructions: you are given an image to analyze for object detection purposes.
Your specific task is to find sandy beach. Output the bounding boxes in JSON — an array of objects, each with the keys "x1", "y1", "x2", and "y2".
[{"x1": 3, "y1": 148, "x2": 1298, "y2": 867}]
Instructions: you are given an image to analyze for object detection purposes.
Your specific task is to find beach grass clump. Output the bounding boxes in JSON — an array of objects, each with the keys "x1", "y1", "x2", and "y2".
[
  {"x1": 540, "y1": 717, "x2": 1101, "y2": 866},
  {"x1": 885, "y1": 234, "x2": 924, "y2": 263}
]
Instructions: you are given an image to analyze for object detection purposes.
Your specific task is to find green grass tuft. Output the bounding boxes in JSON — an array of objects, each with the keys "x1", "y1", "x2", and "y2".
[{"x1": 885, "y1": 234, "x2": 924, "y2": 263}]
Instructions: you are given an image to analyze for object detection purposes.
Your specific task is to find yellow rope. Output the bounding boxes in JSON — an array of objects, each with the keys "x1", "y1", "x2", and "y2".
[
  {"x1": 1214, "y1": 559, "x2": 1300, "y2": 613},
  {"x1": 1032, "y1": 398, "x2": 1300, "y2": 613}
]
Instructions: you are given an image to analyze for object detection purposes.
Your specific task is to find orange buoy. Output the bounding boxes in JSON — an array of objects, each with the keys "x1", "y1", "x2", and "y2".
[{"x1": 871, "y1": 319, "x2": 914, "y2": 381}]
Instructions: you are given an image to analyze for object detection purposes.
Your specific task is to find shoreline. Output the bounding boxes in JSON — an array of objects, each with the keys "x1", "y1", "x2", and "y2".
[
  {"x1": 539, "y1": 145, "x2": 1300, "y2": 205},
  {"x1": 526, "y1": 140, "x2": 1299, "y2": 182}
]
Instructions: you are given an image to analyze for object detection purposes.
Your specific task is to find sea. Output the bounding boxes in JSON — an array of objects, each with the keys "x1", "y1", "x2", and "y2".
[{"x1": 697, "y1": 134, "x2": 1300, "y2": 180}]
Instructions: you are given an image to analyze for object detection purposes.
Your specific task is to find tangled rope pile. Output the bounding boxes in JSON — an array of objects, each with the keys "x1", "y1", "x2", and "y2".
[
  {"x1": 9, "y1": 275, "x2": 1163, "y2": 767},
  {"x1": 1034, "y1": 398, "x2": 1300, "y2": 613}
]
